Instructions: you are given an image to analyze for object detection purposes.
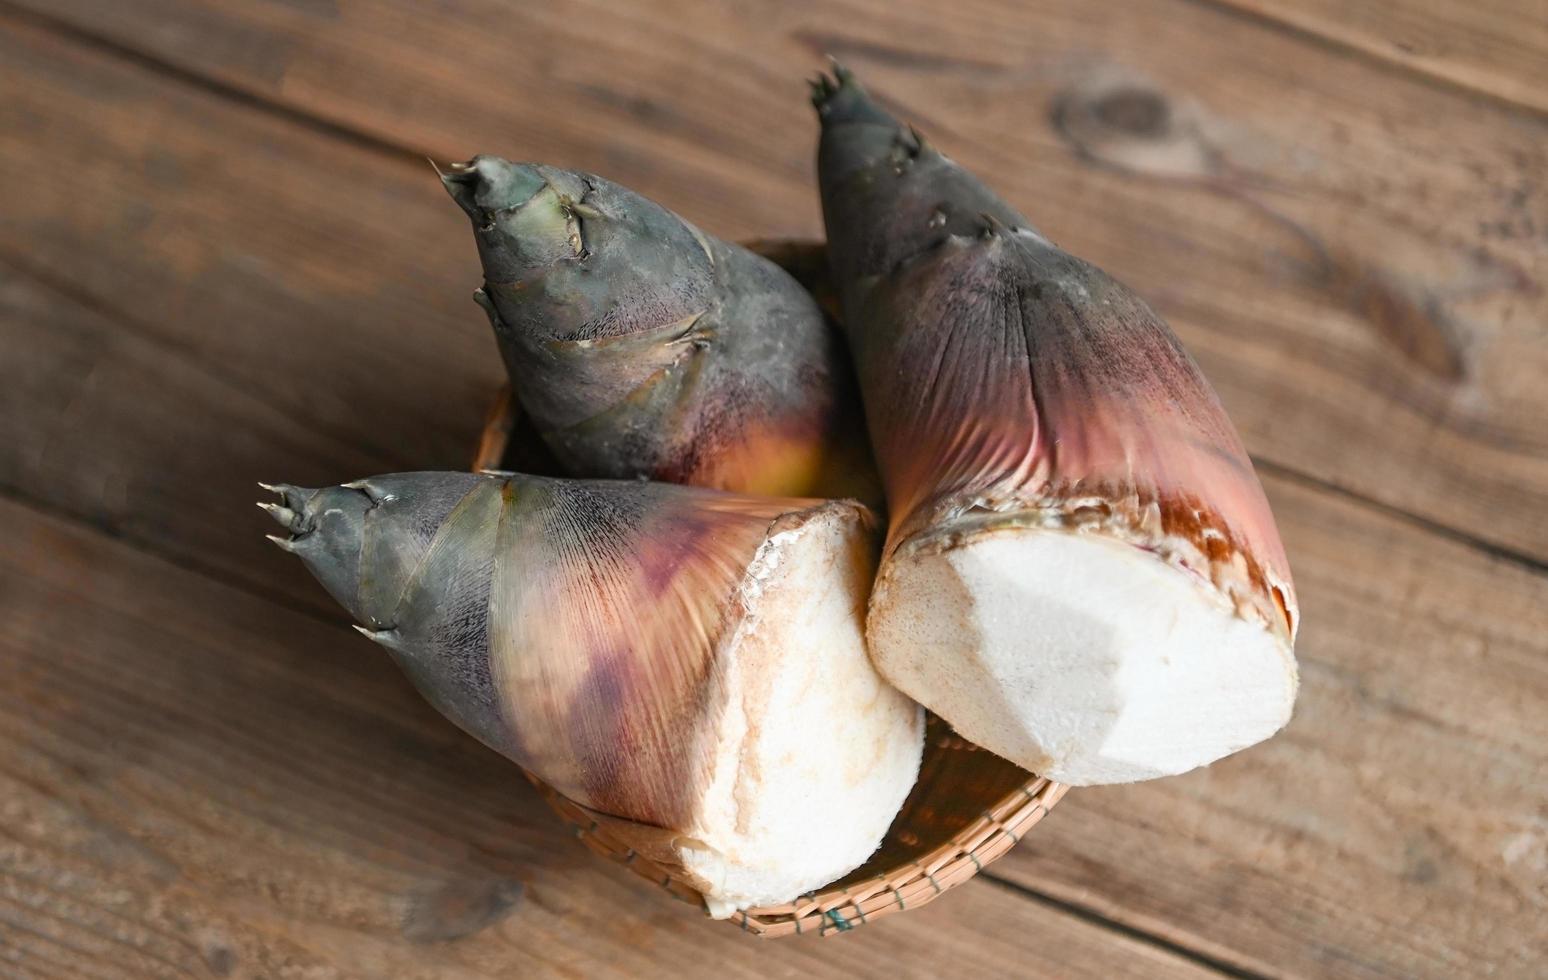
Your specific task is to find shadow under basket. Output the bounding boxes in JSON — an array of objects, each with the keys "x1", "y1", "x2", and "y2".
[{"x1": 473, "y1": 385, "x2": 1068, "y2": 937}]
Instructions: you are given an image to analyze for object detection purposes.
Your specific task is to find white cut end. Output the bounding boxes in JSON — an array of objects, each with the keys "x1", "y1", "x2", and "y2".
[
  {"x1": 869, "y1": 528, "x2": 1296, "y2": 786},
  {"x1": 679, "y1": 504, "x2": 924, "y2": 916}
]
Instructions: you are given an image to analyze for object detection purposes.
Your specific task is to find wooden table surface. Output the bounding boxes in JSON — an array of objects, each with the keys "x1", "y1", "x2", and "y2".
[{"x1": 2, "y1": 1, "x2": 1544, "y2": 976}]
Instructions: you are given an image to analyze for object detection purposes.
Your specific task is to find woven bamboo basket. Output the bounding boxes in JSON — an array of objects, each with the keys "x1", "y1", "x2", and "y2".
[{"x1": 470, "y1": 240, "x2": 1069, "y2": 937}]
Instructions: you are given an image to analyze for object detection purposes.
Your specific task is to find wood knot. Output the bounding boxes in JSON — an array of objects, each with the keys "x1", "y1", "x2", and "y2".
[
  {"x1": 201, "y1": 944, "x2": 235, "y2": 977},
  {"x1": 1053, "y1": 74, "x2": 1216, "y2": 179},
  {"x1": 402, "y1": 876, "x2": 525, "y2": 943},
  {"x1": 1091, "y1": 87, "x2": 1171, "y2": 139},
  {"x1": 1321, "y1": 252, "x2": 1466, "y2": 382}
]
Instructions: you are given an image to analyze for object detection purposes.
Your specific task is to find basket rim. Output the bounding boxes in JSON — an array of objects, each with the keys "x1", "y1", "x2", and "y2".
[{"x1": 529, "y1": 755, "x2": 1067, "y2": 938}]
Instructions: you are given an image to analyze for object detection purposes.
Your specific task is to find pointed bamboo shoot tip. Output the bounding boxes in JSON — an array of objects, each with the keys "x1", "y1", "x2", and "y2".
[
  {"x1": 438, "y1": 158, "x2": 477, "y2": 180},
  {"x1": 472, "y1": 288, "x2": 499, "y2": 318},
  {"x1": 352, "y1": 625, "x2": 402, "y2": 649},
  {"x1": 256, "y1": 501, "x2": 297, "y2": 527},
  {"x1": 264, "y1": 534, "x2": 296, "y2": 553}
]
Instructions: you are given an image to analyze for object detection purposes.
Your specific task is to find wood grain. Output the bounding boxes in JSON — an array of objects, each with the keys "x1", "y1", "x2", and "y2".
[
  {"x1": 0, "y1": 16, "x2": 498, "y2": 615},
  {"x1": 1, "y1": 3, "x2": 1545, "y2": 978},
  {"x1": 7, "y1": 0, "x2": 1547, "y2": 561},
  {"x1": 1214, "y1": 0, "x2": 1548, "y2": 115},
  {"x1": 0, "y1": 495, "x2": 1217, "y2": 980},
  {"x1": 0, "y1": 261, "x2": 381, "y2": 618}
]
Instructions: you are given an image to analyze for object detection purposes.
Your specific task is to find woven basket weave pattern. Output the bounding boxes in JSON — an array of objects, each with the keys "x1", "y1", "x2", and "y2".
[{"x1": 529, "y1": 741, "x2": 1067, "y2": 936}]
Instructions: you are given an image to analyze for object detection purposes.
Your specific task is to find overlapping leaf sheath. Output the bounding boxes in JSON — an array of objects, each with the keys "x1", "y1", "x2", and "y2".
[
  {"x1": 442, "y1": 158, "x2": 877, "y2": 502},
  {"x1": 812, "y1": 68, "x2": 1298, "y2": 784}
]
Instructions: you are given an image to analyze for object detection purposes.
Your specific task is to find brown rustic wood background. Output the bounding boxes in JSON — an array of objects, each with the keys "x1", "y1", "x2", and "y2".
[{"x1": 1, "y1": 1, "x2": 1544, "y2": 977}]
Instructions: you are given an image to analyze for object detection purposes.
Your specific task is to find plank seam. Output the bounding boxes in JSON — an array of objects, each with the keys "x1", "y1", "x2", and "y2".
[
  {"x1": 0, "y1": 477, "x2": 348, "y2": 633},
  {"x1": 1249, "y1": 456, "x2": 1548, "y2": 578},
  {"x1": 0, "y1": 248, "x2": 422, "y2": 478},
  {"x1": 978, "y1": 872, "x2": 1278, "y2": 980},
  {"x1": 0, "y1": 1, "x2": 429, "y2": 169},
  {"x1": 1184, "y1": 0, "x2": 1548, "y2": 120}
]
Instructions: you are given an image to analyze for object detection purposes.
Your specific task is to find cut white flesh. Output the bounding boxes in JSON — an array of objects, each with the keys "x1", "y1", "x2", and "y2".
[
  {"x1": 677, "y1": 505, "x2": 924, "y2": 917},
  {"x1": 868, "y1": 528, "x2": 1296, "y2": 786}
]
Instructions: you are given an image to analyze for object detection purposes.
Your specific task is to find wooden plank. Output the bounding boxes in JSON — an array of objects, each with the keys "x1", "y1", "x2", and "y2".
[
  {"x1": 991, "y1": 472, "x2": 1548, "y2": 978},
  {"x1": 0, "y1": 12, "x2": 501, "y2": 476},
  {"x1": 0, "y1": 14, "x2": 501, "y2": 615},
  {"x1": 0, "y1": 496, "x2": 1217, "y2": 980},
  {"x1": 7, "y1": 0, "x2": 1547, "y2": 561},
  {"x1": 0, "y1": 10, "x2": 1544, "y2": 977},
  {"x1": 0, "y1": 261, "x2": 382, "y2": 617},
  {"x1": 1214, "y1": 0, "x2": 1548, "y2": 116}
]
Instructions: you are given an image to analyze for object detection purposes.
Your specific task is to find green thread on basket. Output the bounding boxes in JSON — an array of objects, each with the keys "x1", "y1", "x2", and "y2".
[{"x1": 825, "y1": 909, "x2": 853, "y2": 932}]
